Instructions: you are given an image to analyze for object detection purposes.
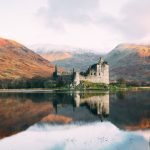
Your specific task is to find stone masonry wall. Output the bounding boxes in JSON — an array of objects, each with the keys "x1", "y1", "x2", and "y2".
[{"x1": 79, "y1": 65, "x2": 109, "y2": 84}]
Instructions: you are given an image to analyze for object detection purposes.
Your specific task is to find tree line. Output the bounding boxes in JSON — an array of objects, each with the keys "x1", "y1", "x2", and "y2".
[{"x1": 0, "y1": 77, "x2": 60, "y2": 89}]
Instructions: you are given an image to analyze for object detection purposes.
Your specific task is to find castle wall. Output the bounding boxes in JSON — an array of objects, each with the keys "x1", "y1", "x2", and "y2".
[
  {"x1": 79, "y1": 65, "x2": 109, "y2": 84},
  {"x1": 73, "y1": 72, "x2": 80, "y2": 86},
  {"x1": 73, "y1": 58, "x2": 109, "y2": 86}
]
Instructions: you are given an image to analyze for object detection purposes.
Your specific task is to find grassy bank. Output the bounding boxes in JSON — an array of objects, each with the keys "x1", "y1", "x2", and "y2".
[{"x1": 0, "y1": 79, "x2": 149, "y2": 92}]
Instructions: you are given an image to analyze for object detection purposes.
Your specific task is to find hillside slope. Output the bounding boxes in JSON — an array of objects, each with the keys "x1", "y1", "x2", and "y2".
[
  {"x1": 105, "y1": 44, "x2": 150, "y2": 82},
  {"x1": 40, "y1": 52, "x2": 72, "y2": 62},
  {"x1": 53, "y1": 53, "x2": 101, "y2": 72},
  {"x1": 0, "y1": 38, "x2": 55, "y2": 79}
]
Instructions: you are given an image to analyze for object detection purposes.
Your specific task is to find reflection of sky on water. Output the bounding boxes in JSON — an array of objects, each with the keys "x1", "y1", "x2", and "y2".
[{"x1": 0, "y1": 122, "x2": 149, "y2": 150}]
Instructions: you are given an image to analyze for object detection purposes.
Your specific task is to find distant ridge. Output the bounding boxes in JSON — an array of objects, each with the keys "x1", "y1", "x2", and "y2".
[
  {"x1": 30, "y1": 44, "x2": 103, "y2": 71},
  {"x1": 29, "y1": 44, "x2": 101, "y2": 54}
]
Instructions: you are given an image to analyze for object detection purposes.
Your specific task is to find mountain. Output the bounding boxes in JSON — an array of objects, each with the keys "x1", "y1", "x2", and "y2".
[
  {"x1": 30, "y1": 44, "x2": 100, "y2": 54},
  {"x1": 30, "y1": 44, "x2": 75, "y2": 61},
  {"x1": 0, "y1": 38, "x2": 55, "y2": 79},
  {"x1": 30, "y1": 43, "x2": 150, "y2": 82},
  {"x1": 105, "y1": 44, "x2": 150, "y2": 82},
  {"x1": 39, "y1": 52, "x2": 72, "y2": 62},
  {"x1": 53, "y1": 53, "x2": 103, "y2": 72},
  {"x1": 30, "y1": 44, "x2": 103, "y2": 72}
]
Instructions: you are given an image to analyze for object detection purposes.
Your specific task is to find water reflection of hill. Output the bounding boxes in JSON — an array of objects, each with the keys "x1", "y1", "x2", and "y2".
[
  {"x1": 0, "y1": 90, "x2": 149, "y2": 140},
  {"x1": 109, "y1": 91, "x2": 150, "y2": 130},
  {"x1": 0, "y1": 97, "x2": 53, "y2": 139},
  {"x1": 51, "y1": 91, "x2": 150, "y2": 130},
  {"x1": 0, "y1": 92, "x2": 110, "y2": 139}
]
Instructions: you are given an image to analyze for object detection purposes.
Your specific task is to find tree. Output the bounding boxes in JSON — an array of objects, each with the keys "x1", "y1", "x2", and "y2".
[{"x1": 117, "y1": 78, "x2": 126, "y2": 87}]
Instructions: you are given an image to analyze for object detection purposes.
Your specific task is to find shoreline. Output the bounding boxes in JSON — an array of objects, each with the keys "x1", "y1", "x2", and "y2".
[
  {"x1": 0, "y1": 86, "x2": 149, "y2": 93},
  {"x1": 0, "y1": 89, "x2": 54, "y2": 93}
]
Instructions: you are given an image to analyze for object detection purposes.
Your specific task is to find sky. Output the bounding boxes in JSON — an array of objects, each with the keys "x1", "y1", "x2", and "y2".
[{"x1": 0, "y1": 0, "x2": 150, "y2": 53}]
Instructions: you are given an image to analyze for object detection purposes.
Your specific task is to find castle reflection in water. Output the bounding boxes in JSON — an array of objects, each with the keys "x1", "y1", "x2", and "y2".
[
  {"x1": 53, "y1": 92, "x2": 109, "y2": 121},
  {"x1": 75, "y1": 92, "x2": 109, "y2": 117}
]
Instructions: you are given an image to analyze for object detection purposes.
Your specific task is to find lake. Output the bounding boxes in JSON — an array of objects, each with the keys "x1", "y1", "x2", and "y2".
[{"x1": 0, "y1": 90, "x2": 149, "y2": 150}]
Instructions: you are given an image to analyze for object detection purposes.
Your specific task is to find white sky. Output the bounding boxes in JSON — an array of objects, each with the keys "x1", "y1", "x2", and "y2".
[{"x1": 0, "y1": 0, "x2": 150, "y2": 53}]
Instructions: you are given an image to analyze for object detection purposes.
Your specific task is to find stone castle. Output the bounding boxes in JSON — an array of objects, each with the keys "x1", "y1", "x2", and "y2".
[
  {"x1": 73, "y1": 57, "x2": 109, "y2": 86},
  {"x1": 53, "y1": 57, "x2": 109, "y2": 86}
]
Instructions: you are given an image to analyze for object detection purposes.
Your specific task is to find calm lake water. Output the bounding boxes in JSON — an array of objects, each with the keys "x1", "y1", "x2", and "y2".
[{"x1": 0, "y1": 90, "x2": 149, "y2": 150}]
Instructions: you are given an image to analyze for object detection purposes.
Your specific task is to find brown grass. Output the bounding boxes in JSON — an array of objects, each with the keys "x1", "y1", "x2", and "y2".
[
  {"x1": 0, "y1": 37, "x2": 57, "y2": 79},
  {"x1": 41, "y1": 52, "x2": 72, "y2": 62}
]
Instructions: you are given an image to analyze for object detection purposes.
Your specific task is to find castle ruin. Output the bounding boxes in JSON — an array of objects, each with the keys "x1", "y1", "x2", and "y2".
[{"x1": 73, "y1": 57, "x2": 109, "y2": 86}]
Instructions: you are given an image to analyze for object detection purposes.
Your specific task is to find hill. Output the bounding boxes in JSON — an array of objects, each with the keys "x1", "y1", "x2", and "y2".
[
  {"x1": 105, "y1": 44, "x2": 150, "y2": 82},
  {"x1": 0, "y1": 38, "x2": 55, "y2": 79},
  {"x1": 53, "y1": 52, "x2": 102, "y2": 72},
  {"x1": 31, "y1": 44, "x2": 103, "y2": 72}
]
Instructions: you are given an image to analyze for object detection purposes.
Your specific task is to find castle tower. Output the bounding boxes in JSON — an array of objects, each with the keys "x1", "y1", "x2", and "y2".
[
  {"x1": 73, "y1": 72, "x2": 80, "y2": 86},
  {"x1": 53, "y1": 65, "x2": 58, "y2": 78},
  {"x1": 98, "y1": 57, "x2": 104, "y2": 64}
]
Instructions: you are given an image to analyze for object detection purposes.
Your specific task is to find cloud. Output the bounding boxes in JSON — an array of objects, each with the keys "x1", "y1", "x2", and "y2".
[
  {"x1": 1, "y1": 0, "x2": 150, "y2": 52},
  {"x1": 98, "y1": 0, "x2": 150, "y2": 41},
  {"x1": 37, "y1": 0, "x2": 101, "y2": 29},
  {"x1": 100, "y1": 0, "x2": 150, "y2": 41},
  {"x1": 35, "y1": 0, "x2": 150, "y2": 51},
  {"x1": 117, "y1": 0, "x2": 150, "y2": 40}
]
